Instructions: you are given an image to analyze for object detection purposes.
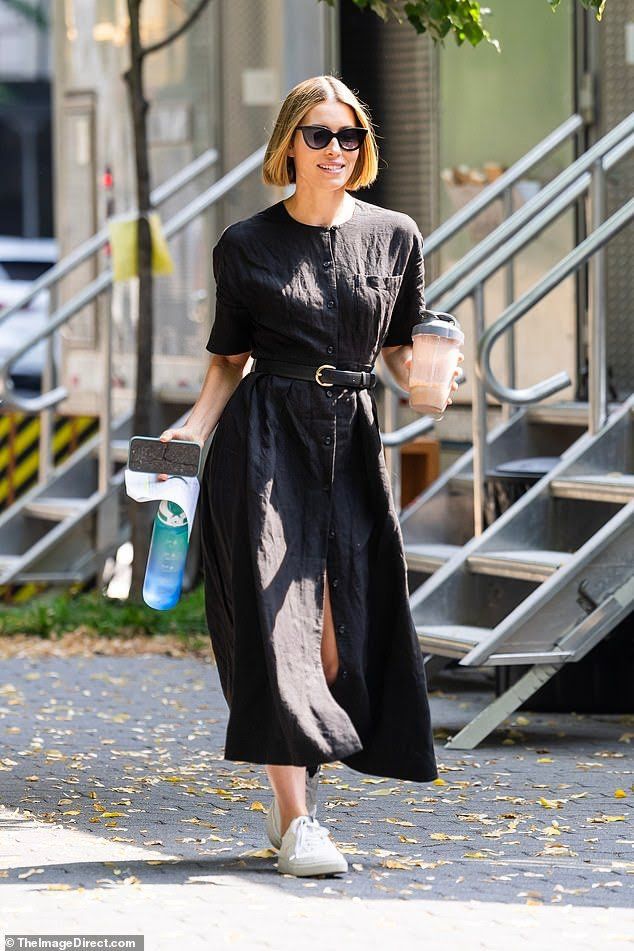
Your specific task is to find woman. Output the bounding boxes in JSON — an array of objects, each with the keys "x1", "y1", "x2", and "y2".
[{"x1": 158, "y1": 75, "x2": 461, "y2": 878}]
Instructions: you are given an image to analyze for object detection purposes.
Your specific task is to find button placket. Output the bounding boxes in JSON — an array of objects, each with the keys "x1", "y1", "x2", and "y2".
[
  {"x1": 323, "y1": 231, "x2": 338, "y2": 370},
  {"x1": 321, "y1": 229, "x2": 342, "y2": 668}
]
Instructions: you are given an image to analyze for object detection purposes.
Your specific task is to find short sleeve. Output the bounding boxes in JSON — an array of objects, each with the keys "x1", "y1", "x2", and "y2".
[
  {"x1": 381, "y1": 229, "x2": 426, "y2": 347},
  {"x1": 205, "y1": 230, "x2": 253, "y2": 355}
]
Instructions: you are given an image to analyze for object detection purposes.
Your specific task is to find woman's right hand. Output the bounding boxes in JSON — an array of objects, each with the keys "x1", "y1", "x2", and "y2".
[{"x1": 156, "y1": 427, "x2": 204, "y2": 482}]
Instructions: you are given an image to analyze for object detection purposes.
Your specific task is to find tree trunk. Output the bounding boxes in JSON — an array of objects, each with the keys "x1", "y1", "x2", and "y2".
[{"x1": 124, "y1": 0, "x2": 155, "y2": 602}]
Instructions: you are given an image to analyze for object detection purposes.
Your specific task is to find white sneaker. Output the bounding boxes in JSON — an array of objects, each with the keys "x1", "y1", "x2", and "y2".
[
  {"x1": 265, "y1": 765, "x2": 320, "y2": 850},
  {"x1": 277, "y1": 814, "x2": 348, "y2": 877}
]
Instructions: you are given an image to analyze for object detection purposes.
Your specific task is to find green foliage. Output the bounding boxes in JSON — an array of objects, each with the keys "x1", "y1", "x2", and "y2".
[
  {"x1": 0, "y1": 584, "x2": 209, "y2": 644},
  {"x1": 319, "y1": 0, "x2": 608, "y2": 49},
  {"x1": 548, "y1": 0, "x2": 606, "y2": 19}
]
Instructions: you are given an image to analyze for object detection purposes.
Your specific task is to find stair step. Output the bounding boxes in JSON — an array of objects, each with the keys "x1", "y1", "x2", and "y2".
[
  {"x1": 14, "y1": 570, "x2": 93, "y2": 584},
  {"x1": 110, "y1": 439, "x2": 131, "y2": 463},
  {"x1": 156, "y1": 384, "x2": 201, "y2": 404},
  {"x1": 467, "y1": 548, "x2": 573, "y2": 582},
  {"x1": 405, "y1": 543, "x2": 461, "y2": 572},
  {"x1": 416, "y1": 624, "x2": 492, "y2": 658},
  {"x1": 550, "y1": 473, "x2": 634, "y2": 503},
  {"x1": 525, "y1": 401, "x2": 608, "y2": 426},
  {"x1": 89, "y1": 440, "x2": 130, "y2": 463},
  {"x1": 448, "y1": 472, "x2": 474, "y2": 490},
  {"x1": 23, "y1": 497, "x2": 90, "y2": 521}
]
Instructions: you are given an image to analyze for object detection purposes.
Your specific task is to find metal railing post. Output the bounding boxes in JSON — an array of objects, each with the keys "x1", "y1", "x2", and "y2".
[
  {"x1": 502, "y1": 186, "x2": 517, "y2": 422},
  {"x1": 98, "y1": 285, "x2": 113, "y2": 495},
  {"x1": 472, "y1": 283, "x2": 488, "y2": 536},
  {"x1": 38, "y1": 278, "x2": 58, "y2": 484},
  {"x1": 589, "y1": 157, "x2": 607, "y2": 434}
]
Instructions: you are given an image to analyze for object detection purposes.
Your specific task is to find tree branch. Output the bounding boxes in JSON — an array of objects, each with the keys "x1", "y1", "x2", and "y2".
[{"x1": 140, "y1": 0, "x2": 214, "y2": 59}]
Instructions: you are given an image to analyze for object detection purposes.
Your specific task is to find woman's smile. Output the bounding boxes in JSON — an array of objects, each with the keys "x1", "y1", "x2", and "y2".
[{"x1": 317, "y1": 162, "x2": 345, "y2": 173}]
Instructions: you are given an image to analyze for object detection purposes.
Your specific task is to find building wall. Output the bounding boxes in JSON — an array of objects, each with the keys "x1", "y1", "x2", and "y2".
[{"x1": 438, "y1": 0, "x2": 577, "y2": 409}]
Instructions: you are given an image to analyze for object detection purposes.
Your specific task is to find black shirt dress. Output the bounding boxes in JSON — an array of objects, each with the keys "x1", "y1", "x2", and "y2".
[{"x1": 199, "y1": 195, "x2": 439, "y2": 783}]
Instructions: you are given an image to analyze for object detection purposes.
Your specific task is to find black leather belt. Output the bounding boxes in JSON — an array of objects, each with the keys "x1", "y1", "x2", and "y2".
[{"x1": 251, "y1": 357, "x2": 377, "y2": 389}]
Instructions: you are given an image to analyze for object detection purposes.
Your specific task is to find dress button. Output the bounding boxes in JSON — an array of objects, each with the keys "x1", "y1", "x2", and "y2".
[
  {"x1": 331, "y1": 578, "x2": 339, "y2": 587},
  {"x1": 325, "y1": 389, "x2": 333, "y2": 398},
  {"x1": 327, "y1": 299, "x2": 336, "y2": 308},
  {"x1": 323, "y1": 260, "x2": 332, "y2": 268},
  {"x1": 341, "y1": 669, "x2": 348, "y2": 679},
  {"x1": 337, "y1": 624, "x2": 345, "y2": 635},
  {"x1": 329, "y1": 528, "x2": 336, "y2": 539},
  {"x1": 326, "y1": 345, "x2": 334, "y2": 354},
  {"x1": 323, "y1": 435, "x2": 332, "y2": 445}
]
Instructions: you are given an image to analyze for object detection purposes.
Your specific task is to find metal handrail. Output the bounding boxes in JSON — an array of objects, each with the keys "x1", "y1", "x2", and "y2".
[
  {"x1": 442, "y1": 121, "x2": 634, "y2": 537},
  {"x1": 434, "y1": 126, "x2": 633, "y2": 315},
  {"x1": 478, "y1": 200, "x2": 634, "y2": 403},
  {"x1": 0, "y1": 148, "x2": 219, "y2": 326},
  {"x1": 427, "y1": 114, "x2": 634, "y2": 303},
  {"x1": 381, "y1": 112, "x2": 586, "y2": 502},
  {"x1": 0, "y1": 146, "x2": 265, "y2": 413},
  {"x1": 424, "y1": 113, "x2": 584, "y2": 256}
]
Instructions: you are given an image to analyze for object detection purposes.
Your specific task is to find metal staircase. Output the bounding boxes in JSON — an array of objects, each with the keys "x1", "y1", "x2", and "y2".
[
  {"x1": 0, "y1": 146, "x2": 264, "y2": 587},
  {"x1": 389, "y1": 112, "x2": 633, "y2": 749},
  {"x1": 0, "y1": 107, "x2": 632, "y2": 719}
]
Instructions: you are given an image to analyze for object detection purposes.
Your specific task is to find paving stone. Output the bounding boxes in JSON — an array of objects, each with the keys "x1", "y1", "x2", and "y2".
[{"x1": 0, "y1": 654, "x2": 632, "y2": 946}]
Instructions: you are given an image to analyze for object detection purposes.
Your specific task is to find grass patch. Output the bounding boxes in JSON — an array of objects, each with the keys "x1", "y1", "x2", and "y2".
[{"x1": 0, "y1": 584, "x2": 209, "y2": 644}]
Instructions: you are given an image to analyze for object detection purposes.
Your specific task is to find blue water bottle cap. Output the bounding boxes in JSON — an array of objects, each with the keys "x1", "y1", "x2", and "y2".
[{"x1": 157, "y1": 499, "x2": 187, "y2": 527}]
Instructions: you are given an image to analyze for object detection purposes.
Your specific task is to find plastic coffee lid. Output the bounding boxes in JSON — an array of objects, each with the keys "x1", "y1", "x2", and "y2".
[{"x1": 412, "y1": 310, "x2": 464, "y2": 344}]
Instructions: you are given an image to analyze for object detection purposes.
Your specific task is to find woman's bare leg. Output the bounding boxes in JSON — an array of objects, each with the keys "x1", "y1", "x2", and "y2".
[
  {"x1": 266, "y1": 763, "x2": 308, "y2": 839},
  {"x1": 266, "y1": 569, "x2": 338, "y2": 838},
  {"x1": 320, "y1": 568, "x2": 340, "y2": 685}
]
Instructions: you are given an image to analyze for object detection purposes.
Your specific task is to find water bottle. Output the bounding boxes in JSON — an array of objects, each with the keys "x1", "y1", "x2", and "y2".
[{"x1": 142, "y1": 499, "x2": 190, "y2": 610}]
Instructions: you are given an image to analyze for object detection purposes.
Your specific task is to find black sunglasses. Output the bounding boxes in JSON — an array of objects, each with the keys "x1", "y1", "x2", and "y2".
[{"x1": 295, "y1": 125, "x2": 368, "y2": 151}]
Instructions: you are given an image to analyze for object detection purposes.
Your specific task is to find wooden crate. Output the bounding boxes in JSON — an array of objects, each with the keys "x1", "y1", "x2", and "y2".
[{"x1": 400, "y1": 436, "x2": 440, "y2": 507}]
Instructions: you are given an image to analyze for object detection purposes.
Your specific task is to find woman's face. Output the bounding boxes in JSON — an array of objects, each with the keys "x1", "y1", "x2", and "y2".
[{"x1": 287, "y1": 101, "x2": 361, "y2": 193}]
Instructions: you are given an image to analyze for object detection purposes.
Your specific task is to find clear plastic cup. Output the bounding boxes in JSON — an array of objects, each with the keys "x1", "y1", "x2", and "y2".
[{"x1": 409, "y1": 311, "x2": 464, "y2": 419}]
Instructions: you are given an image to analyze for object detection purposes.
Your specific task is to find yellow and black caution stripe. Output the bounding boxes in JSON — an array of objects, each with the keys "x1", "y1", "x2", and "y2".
[{"x1": 0, "y1": 412, "x2": 99, "y2": 603}]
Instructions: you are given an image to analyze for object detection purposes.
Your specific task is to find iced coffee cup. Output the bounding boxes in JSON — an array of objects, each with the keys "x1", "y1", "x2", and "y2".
[{"x1": 409, "y1": 310, "x2": 464, "y2": 417}]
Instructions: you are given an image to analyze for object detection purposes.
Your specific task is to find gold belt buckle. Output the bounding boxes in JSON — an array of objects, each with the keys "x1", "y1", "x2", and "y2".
[{"x1": 315, "y1": 363, "x2": 336, "y2": 387}]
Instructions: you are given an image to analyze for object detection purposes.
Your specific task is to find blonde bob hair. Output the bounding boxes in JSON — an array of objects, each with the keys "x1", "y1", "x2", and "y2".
[{"x1": 262, "y1": 75, "x2": 379, "y2": 191}]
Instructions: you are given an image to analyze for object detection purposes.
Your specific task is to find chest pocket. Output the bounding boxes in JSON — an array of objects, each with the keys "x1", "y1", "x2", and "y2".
[{"x1": 354, "y1": 273, "x2": 404, "y2": 328}]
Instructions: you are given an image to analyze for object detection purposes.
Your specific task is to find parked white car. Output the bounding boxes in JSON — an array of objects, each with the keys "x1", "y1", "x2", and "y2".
[{"x1": 0, "y1": 236, "x2": 59, "y2": 394}]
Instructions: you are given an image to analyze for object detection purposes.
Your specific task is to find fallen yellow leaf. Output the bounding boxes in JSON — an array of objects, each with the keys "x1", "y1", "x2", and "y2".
[
  {"x1": 538, "y1": 798, "x2": 564, "y2": 809},
  {"x1": 430, "y1": 832, "x2": 469, "y2": 841},
  {"x1": 537, "y1": 844, "x2": 577, "y2": 857}
]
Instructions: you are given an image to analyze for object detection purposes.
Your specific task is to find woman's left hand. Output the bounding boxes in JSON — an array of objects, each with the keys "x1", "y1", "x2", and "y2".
[{"x1": 446, "y1": 351, "x2": 465, "y2": 407}]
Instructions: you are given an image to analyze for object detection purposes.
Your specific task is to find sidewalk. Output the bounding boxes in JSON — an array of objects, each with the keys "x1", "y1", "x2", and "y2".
[{"x1": 0, "y1": 650, "x2": 632, "y2": 948}]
